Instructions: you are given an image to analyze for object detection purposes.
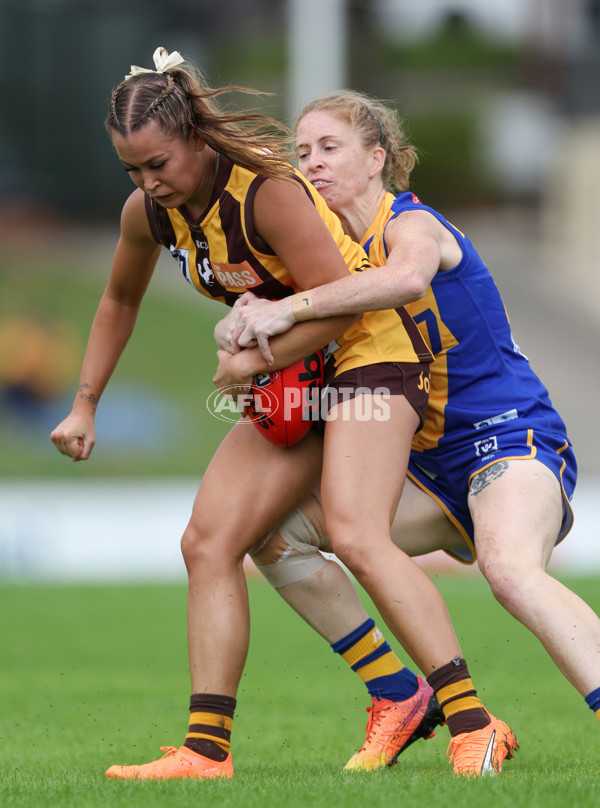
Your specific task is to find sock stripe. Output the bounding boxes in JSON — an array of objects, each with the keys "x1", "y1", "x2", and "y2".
[
  {"x1": 189, "y1": 693, "x2": 236, "y2": 715},
  {"x1": 442, "y1": 696, "x2": 482, "y2": 718},
  {"x1": 188, "y1": 705, "x2": 234, "y2": 716},
  {"x1": 585, "y1": 686, "x2": 600, "y2": 714},
  {"x1": 436, "y1": 678, "x2": 476, "y2": 706},
  {"x1": 188, "y1": 724, "x2": 232, "y2": 740},
  {"x1": 332, "y1": 621, "x2": 418, "y2": 702},
  {"x1": 331, "y1": 618, "x2": 375, "y2": 655},
  {"x1": 354, "y1": 652, "x2": 403, "y2": 683},
  {"x1": 341, "y1": 629, "x2": 386, "y2": 668},
  {"x1": 189, "y1": 711, "x2": 233, "y2": 730},
  {"x1": 350, "y1": 642, "x2": 394, "y2": 671},
  {"x1": 186, "y1": 725, "x2": 231, "y2": 742}
]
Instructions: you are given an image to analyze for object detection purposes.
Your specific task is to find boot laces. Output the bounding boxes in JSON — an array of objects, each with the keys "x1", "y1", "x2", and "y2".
[
  {"x1": 158, "y1": 746, "x2": 179, "y2": 759},
  {"x1": 359, "y1": 700, "x2": 391, "y2": 749}
]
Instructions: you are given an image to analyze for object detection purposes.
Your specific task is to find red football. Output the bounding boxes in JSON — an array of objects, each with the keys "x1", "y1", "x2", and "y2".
[{"x1": 248, "y1": 350, "x2": 324, "y2": 446}]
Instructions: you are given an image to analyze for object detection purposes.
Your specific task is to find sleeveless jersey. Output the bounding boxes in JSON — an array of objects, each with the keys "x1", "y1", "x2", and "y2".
[
  {"x1": 363, "y1": 192, "x2": 576, "y2": 559},
  {"x1": 144, "y1": 156, "x2": 431, "y2": 375},
  {"x1": 363, "y1": 192, "x2": 572, "y2": 453}
]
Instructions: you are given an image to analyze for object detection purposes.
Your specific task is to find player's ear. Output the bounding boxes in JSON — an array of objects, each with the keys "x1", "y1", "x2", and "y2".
[
  {"x1": 191, "y1": 131, "x2": 207, "y2": 152},
  {"x1": 370, "y1": 145, "x2": 386, "y2": 179}
]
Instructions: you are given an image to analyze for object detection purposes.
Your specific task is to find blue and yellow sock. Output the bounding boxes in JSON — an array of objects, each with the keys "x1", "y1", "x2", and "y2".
[
  {"x1": 331, "y1": 618, "x2": 419, "y2": 701},
  {"x1": 585, "y1": 686, "x2": 600, "y2": 720}
]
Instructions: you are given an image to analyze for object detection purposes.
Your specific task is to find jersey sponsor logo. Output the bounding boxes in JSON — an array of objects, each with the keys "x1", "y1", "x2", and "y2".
[
  {"x1": 473, "y1": 409, "x2": 518, "y2": 430},
  {"x1": 411, "y1": 193, "x2": 421, "y2": 204},
  {"x1": 474, "y1": 436, "x2": 498, "y2": 457},
  {"x1": 183, "y1": 251, "x2": 260, "y2": 291},
  {"x1": 212, "y1": 261, "x2": 262, "y2": 290}
]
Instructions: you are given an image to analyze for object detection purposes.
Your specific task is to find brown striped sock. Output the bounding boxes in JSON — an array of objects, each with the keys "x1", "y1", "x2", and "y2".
[
  {"x1": 184, "y1": 693, "x2": 236, "y2": 762},
  {"x1": 426, "y1": 657, "x2": 490, "y2": 736}
]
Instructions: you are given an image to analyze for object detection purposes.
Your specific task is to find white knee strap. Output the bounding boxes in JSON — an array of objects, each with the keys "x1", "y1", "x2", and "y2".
[
  {"x1": 258, "y1": 551, "x2": 328, "y2": 588},
  {"x1": 253, "y1": 507, "x2": 328, "y2": 588}
]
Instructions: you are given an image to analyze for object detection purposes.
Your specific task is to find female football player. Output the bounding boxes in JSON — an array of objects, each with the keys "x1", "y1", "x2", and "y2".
[
  {"x1": 50, "y1": 51, "x2": 513, "y2": 780},
  {"x1": 219, "y1": 89, "x2": 599, "y2": 773}
]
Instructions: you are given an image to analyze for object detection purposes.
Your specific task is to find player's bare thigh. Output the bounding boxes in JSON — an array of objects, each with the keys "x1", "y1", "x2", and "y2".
[
  {"x1": 186, "y1": 419, "x2": 323, "y2": 558},
  {"x1": 390, "y1": 477, "x2": 466, "y2": 556},
  {"x1": 321, "y1": 394, "x2": 418, "y2": 541},
  {"x1": 288, "y1": 475, "x2": 465, "y2": 558},
  {"x1": 468, "y1": 458, "x2": 563, "y2": 570}
]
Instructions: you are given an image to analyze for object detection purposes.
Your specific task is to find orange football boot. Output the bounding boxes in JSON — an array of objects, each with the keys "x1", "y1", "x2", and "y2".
[
  {"x1": 105, "y1": 745, "x2": 233, "y2": 780},
  {"x1": 343, "y1": 676, "x2": 444, "y2": 771},
  {"x1": 447, "y1": 713, "x2": 518, "y2": 776}
]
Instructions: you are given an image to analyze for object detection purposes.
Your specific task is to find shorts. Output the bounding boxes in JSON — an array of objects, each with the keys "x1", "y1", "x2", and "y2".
[
  {"x1": 407, "y1": 425, "x2": 577, "y2": 564},
  {"x1": 323, "y1": 360, "x2": 430, "y2": 431}
]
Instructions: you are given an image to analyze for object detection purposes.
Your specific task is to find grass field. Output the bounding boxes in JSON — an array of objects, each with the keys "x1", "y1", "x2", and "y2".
[{"x1": 2, "y1": 575, "x2": 599, "y2": 808}]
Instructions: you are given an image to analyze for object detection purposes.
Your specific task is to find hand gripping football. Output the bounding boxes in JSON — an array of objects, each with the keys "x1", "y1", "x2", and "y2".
[{"x1": 248, "y1": 349, "x2": 324, "y2": 446}]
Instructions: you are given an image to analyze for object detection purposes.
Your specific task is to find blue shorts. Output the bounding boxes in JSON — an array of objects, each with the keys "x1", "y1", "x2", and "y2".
[{"x1": 407, "y1": 425, "x2": 577, "y2": 564}]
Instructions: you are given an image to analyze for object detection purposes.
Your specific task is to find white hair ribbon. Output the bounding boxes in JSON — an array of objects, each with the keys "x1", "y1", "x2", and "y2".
[{"x1": 125, "y1": 47, "x2": 185, "y2": 80}]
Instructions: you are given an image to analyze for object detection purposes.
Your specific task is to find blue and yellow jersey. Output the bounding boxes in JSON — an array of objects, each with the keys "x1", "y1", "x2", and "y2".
[
  {"x1": 145, "y1": 156, "x2": 431, "y2": 375},
  {"x1": 363, "y1": 192, "x2": 576, "y2": 558},
  {"x1": 363, "y1": 192, "x2": 572, "y2": 454}
]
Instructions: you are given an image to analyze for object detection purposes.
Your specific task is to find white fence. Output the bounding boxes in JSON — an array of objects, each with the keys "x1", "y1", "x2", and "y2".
[{"x1": 0, "y1": 478, "x2": 598, "y2": 581}]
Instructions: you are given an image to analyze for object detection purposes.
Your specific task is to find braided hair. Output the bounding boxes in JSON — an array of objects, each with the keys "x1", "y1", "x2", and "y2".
[{"x1": 106, "y1": 59, "x2": 294, "y2": 181}]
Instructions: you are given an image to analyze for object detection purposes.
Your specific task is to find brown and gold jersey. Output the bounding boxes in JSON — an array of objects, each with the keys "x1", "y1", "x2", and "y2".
[{"x1": 145, "y1": 155, "x2": 431, "y2": 374}]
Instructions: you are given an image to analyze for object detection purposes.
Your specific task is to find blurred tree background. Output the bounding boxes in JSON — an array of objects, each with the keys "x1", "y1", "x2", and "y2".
[{"x1": 1, "y1": 0, "x2": 600, "y2": 479}]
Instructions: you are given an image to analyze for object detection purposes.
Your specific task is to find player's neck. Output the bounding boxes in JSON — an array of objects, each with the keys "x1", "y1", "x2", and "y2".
[
  {"x1": 337, "y1": 186, "x2": 385, "y2": 244},
  {"x1": 182, "y1": 149, "x2": 219, "y2": 222}
]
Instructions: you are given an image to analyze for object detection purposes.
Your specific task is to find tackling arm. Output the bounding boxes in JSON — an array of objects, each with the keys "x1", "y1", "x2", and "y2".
[{"x1": 230, "y1": 210, "x2": 451, "y2": 363}]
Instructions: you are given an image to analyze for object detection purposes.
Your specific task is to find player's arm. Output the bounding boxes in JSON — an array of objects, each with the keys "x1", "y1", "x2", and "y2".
[
  {"x1": 253, "y1": 176, "x2": 357, "y2": 290},
  {"x1": 232, "y1": 210, "x2": 457, "y2": 359},
  {"x1": 212, "y1": 314, "x2": 355, "y2": 392},
  {"x1": 304, "y1": 209, "x2": 444, "y2": 314},
  {"x1": 50, "y1": 189, "x2": 161, "y2": 460},
  {"x1": 224, "y1": 176, "x2": 363, "y2": 363},
  {"x1": 75, "y1": 190, "x2": 160, "y2": 409}
]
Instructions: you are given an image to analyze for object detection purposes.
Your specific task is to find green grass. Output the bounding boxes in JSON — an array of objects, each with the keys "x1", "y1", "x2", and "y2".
[{"x1": 1, "y1": 575, "x2": 599, "y2": 807}]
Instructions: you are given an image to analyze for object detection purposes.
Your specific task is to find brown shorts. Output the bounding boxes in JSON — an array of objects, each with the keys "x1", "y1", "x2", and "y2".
[{"x1": 325, "y1": 361, "x2": 430, "y2": 431}]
